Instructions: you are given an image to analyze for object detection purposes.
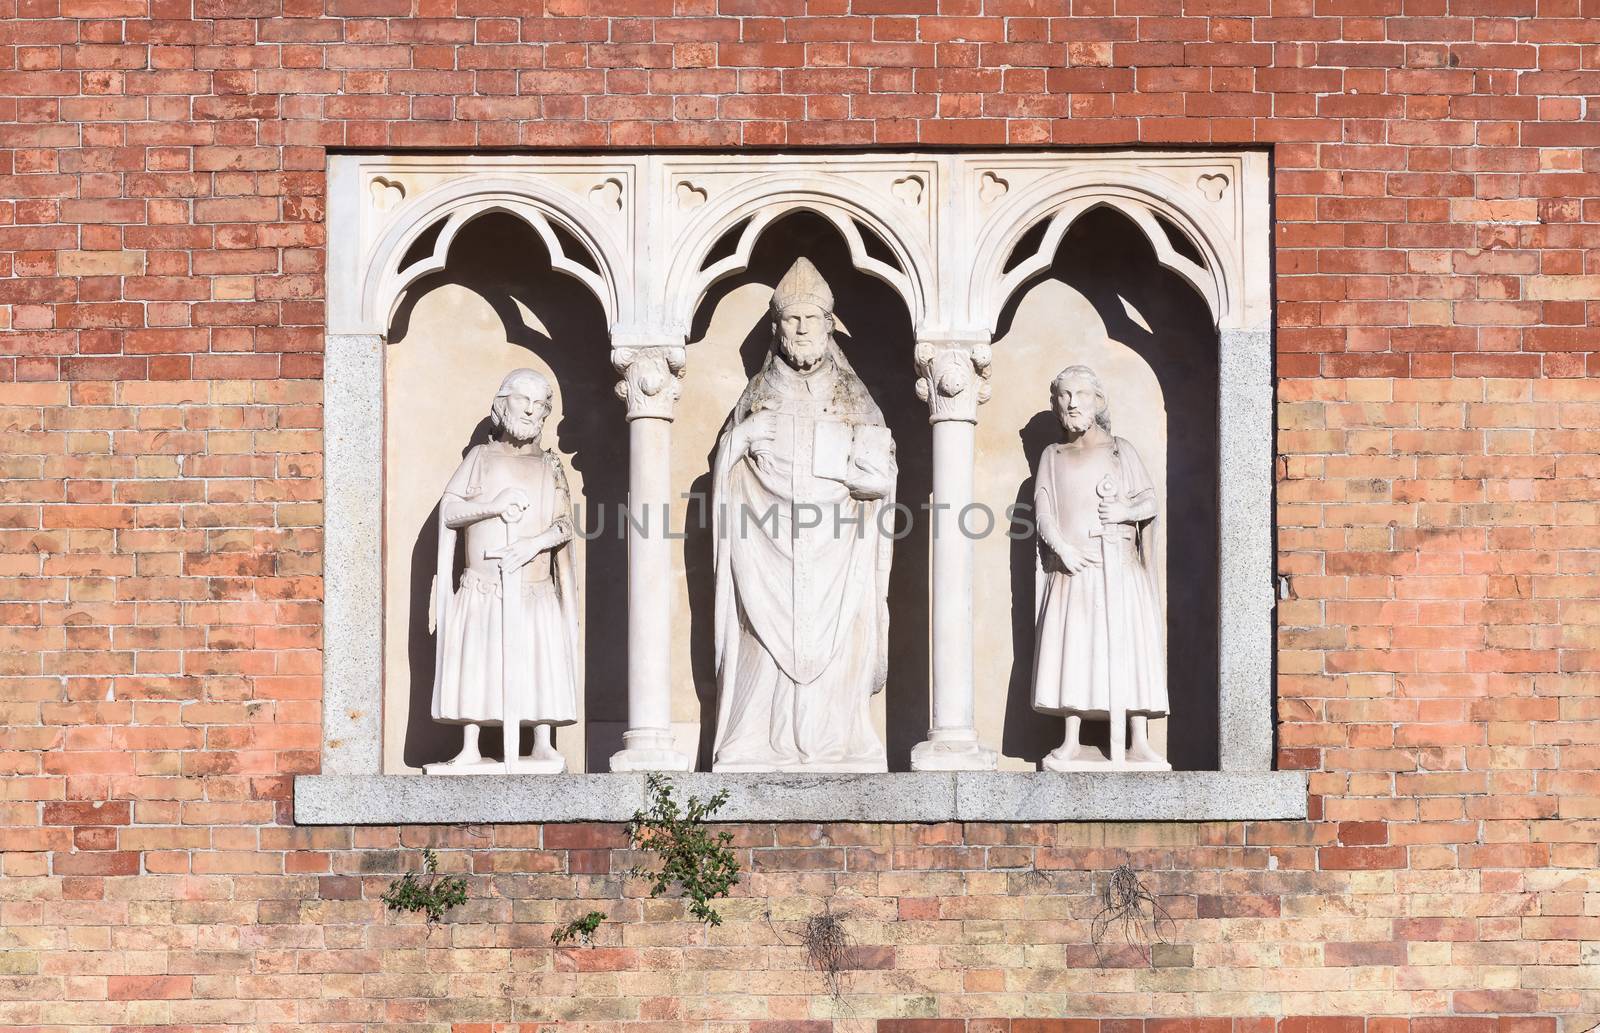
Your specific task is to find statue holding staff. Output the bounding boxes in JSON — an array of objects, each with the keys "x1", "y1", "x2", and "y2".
[
  {"x1": 1032, "y1": 364, "x2": 1169, "y2": 771},
  {"x1": 428, "y1": 368, "x2": 579, "y2": 774}
]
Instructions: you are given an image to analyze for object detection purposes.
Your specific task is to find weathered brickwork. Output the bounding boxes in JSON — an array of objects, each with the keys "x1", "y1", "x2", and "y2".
[{"x1": 2, "y1": 0, "x2": 1599, "y2": 1027}]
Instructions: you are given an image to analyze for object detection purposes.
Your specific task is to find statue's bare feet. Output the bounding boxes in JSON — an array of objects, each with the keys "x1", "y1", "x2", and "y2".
[
  {"x1": 524, "y1": 725, "x2": 562, "y2": 764},
  {"x1": 1043, "y1": 741, "x2": 1103, "y2": 767},
  {"x1": 511, "y1": 725, "x2": 566, "y2": 773},
  {"x1": 424, "y1": 724, "x2": 513, "y2": 774},
  {"x1": 1125, "y1": 716, "x2": 1165, "y2": 765},
  {"x1": 1125, "y1": 739, "x2": 1164, "y2": 765},
  {"x1": 441, "y1": 725, "x2": 483, "y2": 766}
]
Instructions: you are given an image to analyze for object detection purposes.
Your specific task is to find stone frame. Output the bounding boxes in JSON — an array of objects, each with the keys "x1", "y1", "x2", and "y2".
[{"x1": 298, "y1": 150, "x2": 1305, "y2": 824}]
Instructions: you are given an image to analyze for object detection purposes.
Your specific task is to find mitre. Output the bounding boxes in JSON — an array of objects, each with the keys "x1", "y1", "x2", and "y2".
[{"x1": 770, "y1": 257, "x2": 834, "y2": 315}]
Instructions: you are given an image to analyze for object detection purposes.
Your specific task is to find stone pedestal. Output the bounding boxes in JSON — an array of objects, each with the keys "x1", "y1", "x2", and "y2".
[{"x1": 425, "y1": 754, "x2": 568, "y2": 775}]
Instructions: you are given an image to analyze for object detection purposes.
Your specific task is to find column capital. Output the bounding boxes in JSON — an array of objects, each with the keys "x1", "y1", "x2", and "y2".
[
  {"x1": 914, "y1": 336, "x2": 992, "y2": 425},
  {"x1": 612, "y1": 341, "x2": 687, "y2": 422}
]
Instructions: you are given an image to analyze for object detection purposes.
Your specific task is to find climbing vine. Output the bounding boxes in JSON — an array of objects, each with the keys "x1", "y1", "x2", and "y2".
[{"x1": 800, "y1": 902, "x2": 853, "y2": 1000}]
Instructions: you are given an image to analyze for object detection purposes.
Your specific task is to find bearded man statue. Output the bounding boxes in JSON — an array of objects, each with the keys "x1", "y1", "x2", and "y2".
[
  {"x1": 427, "y1": 368, "x2": 579, "y2": 774},
  {"x1": 1032, "y1": 364, "x2": 1169, "y2": 771},
  {"x1": 709, "y1": 258, "x2": 896, "y2": 772}
]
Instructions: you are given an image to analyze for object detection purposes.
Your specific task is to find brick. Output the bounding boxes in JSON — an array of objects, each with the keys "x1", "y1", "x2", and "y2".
[
  {"x1": 51, "y1": 850, "x2": 140, "y2": 876},
  {"x1": 108, "y1": 975, "x2": 193, "y2": 1000},
  {"x1": 42, "y1": 800, "x2": 131, "y2": 825},
  {"x1": 1324, "y1": 940, "x2": 1408, "y2": 966},
  {"x1": 56, "y1": 250, "x2": 146, "y2": 276},
  {"x1": 1319, "y1": 846, "x2": 1408, "y2": 870}
]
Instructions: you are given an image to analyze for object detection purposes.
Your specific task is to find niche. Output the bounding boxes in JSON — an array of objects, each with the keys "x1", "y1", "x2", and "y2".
[
  {"x1": 382, "y1": 213, "x2": 624, "y2": 773},
  {"x1": 978, "y1": 206, "x2": 1222, "y2": 771},
  {"x1": 671, "y1": 210, "x2": 932, "y2": 771}
]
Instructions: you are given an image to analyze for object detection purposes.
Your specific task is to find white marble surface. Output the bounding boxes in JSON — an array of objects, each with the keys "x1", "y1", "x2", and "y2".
[{"x1": 320, "y1": 151, "x2": 1278, "y2": 796}]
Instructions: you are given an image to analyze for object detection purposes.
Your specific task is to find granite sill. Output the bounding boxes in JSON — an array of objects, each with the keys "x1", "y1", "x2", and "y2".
[{"x1": 293, "y1": 770, "x2": 1309, "y2": 825}]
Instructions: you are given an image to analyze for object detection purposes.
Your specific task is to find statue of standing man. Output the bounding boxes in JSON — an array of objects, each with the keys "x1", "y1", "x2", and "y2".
[
  {"x1": 428, "y1": 368, "x2": 579, "y2": 774},
  {"x1": 1032, "y1": 365, "x2": 1170, "y2": 771},
  {"x1": 710, "y1": 258, "x2": 895, "y2": 772}
]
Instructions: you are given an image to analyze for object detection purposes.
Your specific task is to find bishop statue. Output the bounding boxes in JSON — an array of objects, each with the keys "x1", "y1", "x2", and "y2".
[{"x1": 710, "y1": 257, "x2": 896, "y2": 772}]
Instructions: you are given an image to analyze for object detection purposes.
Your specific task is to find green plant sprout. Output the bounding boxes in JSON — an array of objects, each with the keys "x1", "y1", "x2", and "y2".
[
  {"x1": 627, "y1": 773, "x2": 741, "y2": 926},
  {"x1": 551, "y1": 909, "x2": 607, "y2": 946},
  {"x1": 381, "y1": 848, "x2": 469, "y2": 923}
]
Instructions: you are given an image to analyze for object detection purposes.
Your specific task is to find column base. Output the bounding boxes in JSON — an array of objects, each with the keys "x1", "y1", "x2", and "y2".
[
  {"x1": 910, "y1": 733, "x2": 998, "y2": 772},
  {"x1": 609, "y1": 731, "x2": 692, "y2": 773}
]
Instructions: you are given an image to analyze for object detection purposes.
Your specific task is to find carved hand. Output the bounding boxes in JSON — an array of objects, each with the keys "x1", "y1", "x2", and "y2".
[
  {"x1": 494, "y1": 536, "x2": 542, "y2": 573},
  {"x1": 494, "y1": 487, "x2": 531, "y2": 524},
  {"x1": 1097, "y1": 497, "x2": 1133, "y2": 525},
  {"x1": 1050, "y1": 539, "x2": 1100, "y2": 576},
  {"x1": 843, "y1": 435, "x2": 894, "y2": 500},
  {"x1": 542, "y1": 515, "x2": 574, "y2": 547},
  {"x1": 844, "y1": 468, "x2": 892, "y2": 501},
  {"x1": 739, "y1": 412, "x2": 778, "y2": 468}
]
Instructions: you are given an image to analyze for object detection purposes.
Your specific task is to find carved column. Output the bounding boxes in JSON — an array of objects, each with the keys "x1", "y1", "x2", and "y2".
[
  {"x1": 608, "y1": 341, "x2": 693, "y2": 772},
  {"x1": 910, "y1": 337, "x2": 1000, "y2": 771}
]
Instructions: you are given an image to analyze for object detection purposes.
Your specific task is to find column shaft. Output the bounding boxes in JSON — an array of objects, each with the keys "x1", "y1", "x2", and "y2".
[
  {"x1": 929, "y1": 419, "x2": 976, "y2": 736},
  {"x1": 625, "y1": 416, "x2": 675, "y2": 746},
  {"x1": 909, "y1": 340, "x2": 998, "y2": 771},
  {"x1": 609, "y1": 344, "x2": 692, "y2": 772}
]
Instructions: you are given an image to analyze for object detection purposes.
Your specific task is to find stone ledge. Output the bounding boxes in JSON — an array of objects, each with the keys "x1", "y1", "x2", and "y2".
[{"x1": 293, "y1": 770, "x2": 1308, "y2": 825}]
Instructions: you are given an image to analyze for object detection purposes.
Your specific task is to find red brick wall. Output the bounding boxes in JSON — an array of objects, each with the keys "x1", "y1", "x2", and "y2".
[{"x1": 3, "y1": 0, "x2": 1599, "y2": 1026}]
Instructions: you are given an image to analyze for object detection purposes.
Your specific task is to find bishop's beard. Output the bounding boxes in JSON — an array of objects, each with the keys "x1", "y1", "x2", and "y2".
[{"x1": 781, "y1": 337, "x2": 827, "y2": 371}]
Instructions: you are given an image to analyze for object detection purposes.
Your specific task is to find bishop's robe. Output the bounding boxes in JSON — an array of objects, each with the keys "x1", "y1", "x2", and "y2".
[{"x1": 711, "y1": 352, "x2": 894, "y2": 772}]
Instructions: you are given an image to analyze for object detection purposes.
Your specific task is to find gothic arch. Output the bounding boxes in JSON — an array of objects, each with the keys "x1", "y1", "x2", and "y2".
[
  {"x1": 660, "y1": 177, "x2": 934, "y2": 336},
  {"x1": 969, "y1": 168, "x2": 1241, "y2": 335},
  {"x1": 359, "y1": 176, "x2": 631, "y2": 340}
]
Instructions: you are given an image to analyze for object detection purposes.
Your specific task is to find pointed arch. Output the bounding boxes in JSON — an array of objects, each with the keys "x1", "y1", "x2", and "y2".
[
  {"x1": 970, "y1": 168, "x2": 1240, "y2": 335},
  {"x1": 660, "y1": 176, "x2": 934, "y2": 335},
  {"x1": 359, "y1": 176, "x2": 630, "y2": 340}
]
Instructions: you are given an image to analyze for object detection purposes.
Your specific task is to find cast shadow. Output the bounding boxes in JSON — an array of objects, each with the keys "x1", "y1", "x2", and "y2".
[
  {"x1": 390, "y1": 213, "x2": 625, "y2": 770},
  {"x1": 1000, "y1": 411, "x2": 1073, "y2": 764},
  {"x1": 996, "y1": 208, "x2": 1221, "y2": 771},
  {"x1": 682, "y1": 210, "x2": 931, "y2": 771}
]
